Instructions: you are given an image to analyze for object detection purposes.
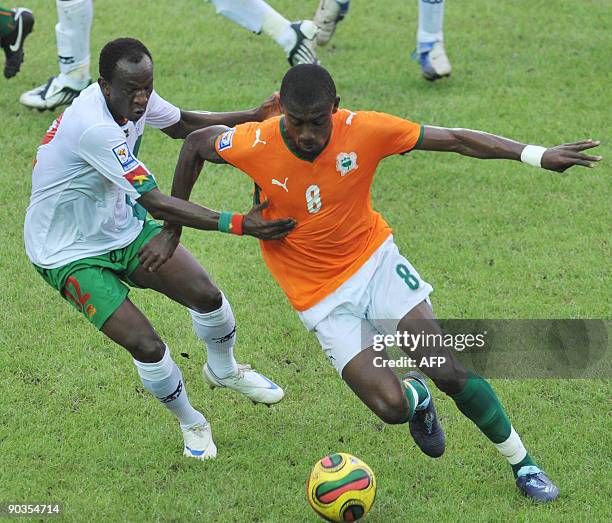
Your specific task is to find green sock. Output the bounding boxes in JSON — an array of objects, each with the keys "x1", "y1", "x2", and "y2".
[
  {"x1": 0, "y1": 7, "x2": 15, "y2": 38},
  {"x1": 401, "y1": 376, "x2": 430, "y2": 419},
  {"x1": 450, "y1": 372, "x2": 539, "y2": 477},
  {"x1": 511, "y1": 453, "x2": 538, "y2": 478},
  {"x1": 450, "y1": 372, "x2": 511, "y2": 443}
]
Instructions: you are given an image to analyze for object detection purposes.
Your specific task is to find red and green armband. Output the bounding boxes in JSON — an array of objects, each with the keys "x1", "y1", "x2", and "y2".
[{"x1": 218, "y1": 211, "x2": 244, "y2": 236}]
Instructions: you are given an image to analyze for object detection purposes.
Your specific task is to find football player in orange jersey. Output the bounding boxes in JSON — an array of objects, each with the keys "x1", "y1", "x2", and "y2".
[{"x1": 162, "y1": 64, "x2": 601, "y2": 501}]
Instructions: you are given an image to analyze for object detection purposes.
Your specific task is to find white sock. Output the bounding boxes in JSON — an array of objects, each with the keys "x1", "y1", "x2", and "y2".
[
  {"x1": 494, "y1": 426, "x2": 528, "y2": 465},
  {"x1": 417, "y1": 0, "x2": 445, "y2": 48},
  {"x1": 189, "y1": 293, "x2": 238, "y2": 379},
  {"x1": 209, "y1": 0, "x2": 294, "y2": 52},
  {"x1": 260, "y1": 5, "x2": 294, "y2": 53},
  {"x1": 55, "y1": 0, "x2": 92, "y2": 86},
  {"x1": 134, "y1": 346, "x2": 206, "y2": 429}
]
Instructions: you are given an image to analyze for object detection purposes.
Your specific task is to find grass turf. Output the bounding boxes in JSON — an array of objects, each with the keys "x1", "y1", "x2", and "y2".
[{"x1": 0, "y1": 0, "x2": 610, "y2": 521}]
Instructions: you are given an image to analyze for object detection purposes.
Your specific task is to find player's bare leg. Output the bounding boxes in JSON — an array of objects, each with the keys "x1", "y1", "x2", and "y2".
[
  {"x1": 341, "y1": 345, "x2": 442, "y2": 459},
  {"x1": 397, "y1": 300, "x2": 560, "y2": 502},
  {"x1": 342, "y1": 347, "x2": 411, "y2": 425},
  {"x1": 101, "y1": 298, "x2": 216, "y2": 460},
  {"x1": 397, "y1": 301, "x2": 468, "y2": 393},
  {"x1": 130, "y1": 243, "x2": 284, "y2": 405},
  {"x1": 342, "y1": 345, "x2": 445, "y2": 458}
]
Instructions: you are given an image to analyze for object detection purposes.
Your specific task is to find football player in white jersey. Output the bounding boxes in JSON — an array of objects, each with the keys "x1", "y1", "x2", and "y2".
[{"x1": 24, "y1": 38, "x2": 296, "y2": 460}]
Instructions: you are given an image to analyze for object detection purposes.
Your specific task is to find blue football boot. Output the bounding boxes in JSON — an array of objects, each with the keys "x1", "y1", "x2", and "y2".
[
  {"x1": 516, "y1": 466, "x2": 560, "y2": 502},
  {"x1": 412, "y1": 41, "x2": 452, "y2": 81}
]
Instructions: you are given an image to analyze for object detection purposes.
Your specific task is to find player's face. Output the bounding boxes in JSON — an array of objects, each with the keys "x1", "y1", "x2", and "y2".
[
  {"x1": 282, "y1": 98, "x2": 339, "y2": 158},
  {"x1": 100, "y1": 55, "x2": 154, "y2": 123}
]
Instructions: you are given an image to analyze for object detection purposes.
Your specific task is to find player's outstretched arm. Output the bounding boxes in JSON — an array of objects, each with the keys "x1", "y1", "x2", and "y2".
[
  {"x1": 136, "y1": 180, "x2": 295, "y2": 271},
  {"x1": 161, "y1": 93, "x2": 281, "y2": 139},
  {"x1": 416, "y1": 126, "x2": 602, "y2": 173}
]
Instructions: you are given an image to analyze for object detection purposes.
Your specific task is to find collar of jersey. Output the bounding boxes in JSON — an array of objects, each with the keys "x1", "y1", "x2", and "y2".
[{"x1": 279, "y1": 116, "x2": 332, "y2": 163}]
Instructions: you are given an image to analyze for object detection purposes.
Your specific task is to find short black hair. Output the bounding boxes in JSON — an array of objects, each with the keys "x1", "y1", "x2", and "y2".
[
  {"x1": 280, "y1": 64, "x2": 336, "y2": 112},
  {"x1": 99, "y1": 38, "x2": 152, "y2": 82}
]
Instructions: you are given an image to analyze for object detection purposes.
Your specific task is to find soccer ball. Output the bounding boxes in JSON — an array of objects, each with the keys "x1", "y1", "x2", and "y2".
[{"x1": 306, "y1": 453, "x2": 376, "y2": 522}]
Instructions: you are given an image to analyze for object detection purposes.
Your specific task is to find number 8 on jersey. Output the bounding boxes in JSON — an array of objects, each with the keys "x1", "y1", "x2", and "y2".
[{"x1": 306, "y1": 184, "x2": 322, "y2": 214}]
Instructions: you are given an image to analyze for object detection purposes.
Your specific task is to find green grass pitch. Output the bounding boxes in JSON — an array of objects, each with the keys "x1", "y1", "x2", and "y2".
[{"x1": 1, "y1": 0, "x2": 610, "y2": 521}]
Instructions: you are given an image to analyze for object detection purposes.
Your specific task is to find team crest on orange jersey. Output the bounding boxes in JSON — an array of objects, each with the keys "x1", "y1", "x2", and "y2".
[{"x1": 336, "y1": 152, "x2": 358, "y2": 176}]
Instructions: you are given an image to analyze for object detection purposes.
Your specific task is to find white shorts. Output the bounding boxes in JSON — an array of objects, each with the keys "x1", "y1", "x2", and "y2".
[{"x1": 298, "y1": 235, "x2": 433, "y2": 375}]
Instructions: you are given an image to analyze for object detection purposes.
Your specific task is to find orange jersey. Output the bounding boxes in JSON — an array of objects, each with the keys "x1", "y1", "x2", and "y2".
[{"x1": 216, "y1": 109, "x2": 423, "y2": 311}]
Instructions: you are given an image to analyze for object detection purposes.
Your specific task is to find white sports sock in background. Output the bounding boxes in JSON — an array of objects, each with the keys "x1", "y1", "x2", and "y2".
[
  {"x1": 417, "y1": 0, "x2": 445, "y2": 47},
  {"x1": 56, "y1": 0, "x2": 92, "y2": 87},
  {"x1": 209, "y1": 0, "x2": 295, "y2": 53}
]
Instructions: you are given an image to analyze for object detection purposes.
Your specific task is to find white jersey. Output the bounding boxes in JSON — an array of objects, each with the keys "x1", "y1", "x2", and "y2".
[{"x1": 24, "y1": 83, "x2": 180, "y2": 268}]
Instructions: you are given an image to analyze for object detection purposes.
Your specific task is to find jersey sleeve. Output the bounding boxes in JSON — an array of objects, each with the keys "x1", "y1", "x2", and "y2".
[
  {"x1": 358, "y1": 111, "x2": 424, "y2": 158},
  {"x1": 78, "y1": 124, "x2": 158, "y2": 199},
  {"x1": 214, "y1": 121, "x2": 260, "y2": 173},
  {"x1": 144, "y1": 90, "x2": 181, "y2": 129}
]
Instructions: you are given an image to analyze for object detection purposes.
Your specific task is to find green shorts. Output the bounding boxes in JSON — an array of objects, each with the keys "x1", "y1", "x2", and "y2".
[{"x1": 34, "y1": 220, "x2": 162, "y2": 330}]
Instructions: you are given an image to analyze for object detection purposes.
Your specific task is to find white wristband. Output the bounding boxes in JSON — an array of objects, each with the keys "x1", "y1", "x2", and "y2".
[{"x1": 520, "y1": 145, "x2": 547, "y2": 168}]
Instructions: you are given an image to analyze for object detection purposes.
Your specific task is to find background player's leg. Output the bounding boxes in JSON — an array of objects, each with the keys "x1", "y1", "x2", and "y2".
[
  {"x1": 0, "y1": 6, "x2": 15, "y2": 36},
  {"x1": 102, "y1": 297, "x2": 216, "y2": 459},
  {"x1": 313, "y1": 0, "x2": 350, "y2": 46},
  {"x1": 0, "y1": 6, "x2": 34, "y2": 79},
  {"x1": 207, "y1": 0, "x2": 318, "y2": 65},
  {"x1": 130, "y1": 244, "x2": 283, "y2": 404},
  {"x1": 415, "y1": 0, "x2": 451, "y2": 80},
  {"x1": 397, "y1": 301, "x2": 559, "y2": 500},
  {"x1": 55, "y1": 0, "x2": 91, "y2": 86},
  {"x1": 417, "y1": 0, "x2": 445, "y2": 49},
  {"x1": 20, "y1": 0, "x2": 92, "y2": 109}
]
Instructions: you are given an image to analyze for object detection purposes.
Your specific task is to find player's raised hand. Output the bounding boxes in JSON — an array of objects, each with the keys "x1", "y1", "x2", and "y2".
[
  {"x1": 541, "y1": 139, "x2": 602, "y2": 173},
  {"x1": 243, "y1": 200, "x2": 296, "y2": 240},
  {"x1": 256, "y1": 92, "x2": 281, "y2": 121}
]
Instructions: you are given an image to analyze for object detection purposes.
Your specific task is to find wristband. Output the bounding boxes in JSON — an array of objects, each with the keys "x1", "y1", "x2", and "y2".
[
  {"x1": 230, "y1": 214, "x2": 244, "y2": 236},
  {"x1": 520, "y1": 145, "x2": 547, "y2": 168},
  {"x1": 218, "y1": 211, "x2": 233, "y2": 233}
]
